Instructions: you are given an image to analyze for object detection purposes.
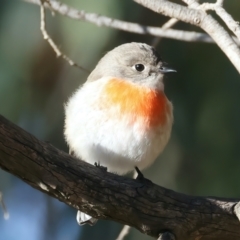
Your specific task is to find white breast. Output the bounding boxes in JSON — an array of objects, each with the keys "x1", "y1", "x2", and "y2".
[{"x1": 64, "y1": 78, "x2": 173, "y2": 175}]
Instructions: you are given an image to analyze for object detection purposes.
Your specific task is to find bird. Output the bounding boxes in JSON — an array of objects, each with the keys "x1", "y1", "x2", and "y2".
[{"x1": 64, "y1": 42, "x2": 175, "y2": 226}]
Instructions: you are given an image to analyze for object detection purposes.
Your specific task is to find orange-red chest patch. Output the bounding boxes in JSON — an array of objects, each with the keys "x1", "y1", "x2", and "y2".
[{"x1": 102, "y1": 78, "x2": 170, "y2": 128}]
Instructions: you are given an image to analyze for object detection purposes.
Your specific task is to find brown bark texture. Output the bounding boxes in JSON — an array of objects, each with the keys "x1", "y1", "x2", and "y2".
[{"x1": 0, "y1": 114, "x2": 240, "y2": 240}]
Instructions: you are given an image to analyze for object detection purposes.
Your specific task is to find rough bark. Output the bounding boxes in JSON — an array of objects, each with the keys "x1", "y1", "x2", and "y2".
[{"x1": 0, "y1": 114, "x2": 240, "y2": 240}]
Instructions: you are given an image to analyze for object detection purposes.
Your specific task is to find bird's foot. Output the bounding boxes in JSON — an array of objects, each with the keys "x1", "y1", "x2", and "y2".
[
  {"x1": 135, "y1": 167, "x2": 152, "y2": 184},
  {"x1": 94, "y1": 162, "x2": 107, "y2": 172}
]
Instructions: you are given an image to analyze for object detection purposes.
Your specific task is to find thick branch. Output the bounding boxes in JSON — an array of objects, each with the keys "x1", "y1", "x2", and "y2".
[
  {"x1": 1, "y1": 115, "x2": 240, "y2": 239},
  {"x1": 201, "y1": 1, "x2": 240, "y2": 42},
  {"x1": 134, "y1": 0, "x2": 240, "y2": 74}
]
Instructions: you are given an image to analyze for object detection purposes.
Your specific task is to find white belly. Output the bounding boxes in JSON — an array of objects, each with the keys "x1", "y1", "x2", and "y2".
[{"x1": 64, "y1": 78, "x2": 173, "y2": 175}]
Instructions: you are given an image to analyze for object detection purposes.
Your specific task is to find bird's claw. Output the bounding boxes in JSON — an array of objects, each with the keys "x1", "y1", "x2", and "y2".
[
  {"x1": 135, "y1": 167, "x2": 152, "y2": 184},
  {"x1": 94, "y1": 162, "x2": 107, "y2": 172}
]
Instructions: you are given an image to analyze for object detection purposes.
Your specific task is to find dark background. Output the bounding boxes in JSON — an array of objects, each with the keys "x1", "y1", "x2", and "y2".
[{"x1": 0, "y1": 0, "x2": 240, "y2": 239}]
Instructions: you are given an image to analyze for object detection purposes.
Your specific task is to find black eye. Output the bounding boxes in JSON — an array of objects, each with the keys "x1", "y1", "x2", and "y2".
[{"x1": 134, "y1": 64, "x2": 145, "y2": 72}]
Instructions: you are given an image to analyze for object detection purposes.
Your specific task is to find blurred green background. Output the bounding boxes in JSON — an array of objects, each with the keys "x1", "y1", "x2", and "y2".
[{"x1": 0, "y1": 0, "x2": 240, "y2": 239}]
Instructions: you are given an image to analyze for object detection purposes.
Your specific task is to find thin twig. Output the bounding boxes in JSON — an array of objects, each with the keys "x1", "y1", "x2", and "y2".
[
  {"x1": 0, "y1": 192, "x2": 9, "y2": 220},
  {"x1": 161, "y1": 18, "x2": 179, "y2": 30},
  {"x1": 200, "y1": 0, "x2": 240, "y2": 42},
  {"x1": 216, "y1": 0, "x2": 224, "y2": 6},
  {"x1": 156, "y1": 0, "x2": 198, "y2": 49},
  {"x1": 44, "y1": 0, "x2": 55, "y2": 15},
  {"x1": 116, "y1": 225, "x2": 131, "y2": 240},
  {"x1": 39, "y1": 0, "x2": 90, "y2": 73},
  {"x1": 155, "y1": 0, "x2": 198, "y2": 47},
  {"x1": 25, "y1": 0, "x2": 214, "y2": 44},
  {"x1": 152, "y1": 18, "x2": 178, "y2": 47},
  {"x1": 216, "y1": 8, "x2": 240, "y2": 41}
]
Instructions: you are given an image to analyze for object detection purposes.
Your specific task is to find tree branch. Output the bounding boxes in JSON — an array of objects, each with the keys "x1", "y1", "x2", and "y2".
[
  {"x1": 200, "y1": 1, "x2": 240, "y2": 42},
  {"x1": 24, "y1": 0, "x2": 214, "y2": 44},
  {"x1": 1, "y1": 114, "x2": 240, "y2": 239},
  {"x1": 0, "y1": 192, "x2": 9, "y2": 220},
  {"x1": 116, "y1": 225, "x2": 131, "y2": 240},
  {"x1": 39, "y1": 0, "x2": 90, "y2": 72},
  {"x1": 134, "y1": 0, "x2": 240, "y2": 74},
  {"x1": 24, "y1": 0, "x2": 240, "y2": 73},
  {"x1": 152, "y1": 18, "x2": 179, "y2": 47}
]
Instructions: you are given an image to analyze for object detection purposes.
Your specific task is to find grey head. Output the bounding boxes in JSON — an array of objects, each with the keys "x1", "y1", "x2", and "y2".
[{"x1": 87, "y1": 42, "x2": 176, "y2": 86}]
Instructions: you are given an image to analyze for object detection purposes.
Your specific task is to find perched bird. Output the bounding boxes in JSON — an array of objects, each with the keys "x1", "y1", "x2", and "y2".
[{"x1": 64, "y1": 42, "x2": 175, "y2": 225}]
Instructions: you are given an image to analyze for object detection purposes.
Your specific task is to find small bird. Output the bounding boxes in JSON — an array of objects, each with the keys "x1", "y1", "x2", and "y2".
[{"x1": 64, "y1": 42, "x2": 175, "y2": 225}]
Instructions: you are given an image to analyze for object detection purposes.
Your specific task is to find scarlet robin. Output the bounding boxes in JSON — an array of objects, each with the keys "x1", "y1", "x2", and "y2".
[{"x1": 64, "y1": 42, "x2": 176, "y2": 225}]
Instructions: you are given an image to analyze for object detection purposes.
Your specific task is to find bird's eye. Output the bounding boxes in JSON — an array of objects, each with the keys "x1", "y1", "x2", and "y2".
[{"x1": 134, "y1": 64, "x2": 145, "y2": 72}]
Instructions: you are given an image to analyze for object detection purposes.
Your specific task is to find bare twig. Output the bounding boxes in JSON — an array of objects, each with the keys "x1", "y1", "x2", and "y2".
[
  {"x1": 152, "y1": 18, "x2": 178, "y2": 47},
  {"x1": 25, "y1": 0, "x2": 214, "y2": 44},
  {"x1": 161, "y1": 18, "x2": 179, "y2": 30},
  {"x1": 39, "y1": 0, "x2": 90, "y2": 73},
  {"x1": 200, "y1": 1, "x2": 240, "y2": 42},
  {"x1": 116, "y1": 225, "x2": 131, "y2": 240},
  {"x1": 216, "y1": 8, "x2": 240, "y2": 41},
  {"x1": 185, "y1": 0, "x2": 240, "y2": 42},
  {"x1": 0, "y1": 192, "x2": 9, "y2": 220},
  {"x1": 153, "y1": 0, "x2": 201, "y2": 47},
  {"x1": 44, "y1": 0, "x2": 55, "y2": 15}
]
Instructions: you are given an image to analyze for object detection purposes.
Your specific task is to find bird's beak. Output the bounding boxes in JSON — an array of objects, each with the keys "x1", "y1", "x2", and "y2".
[{"x1": 159, "y1": 66, "x2": 177, "y2": 74}]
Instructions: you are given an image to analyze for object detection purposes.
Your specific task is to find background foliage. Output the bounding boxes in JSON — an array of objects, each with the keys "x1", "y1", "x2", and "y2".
[{"x1": 0, "y1": 0, "x2": 240, "y2": 239}]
